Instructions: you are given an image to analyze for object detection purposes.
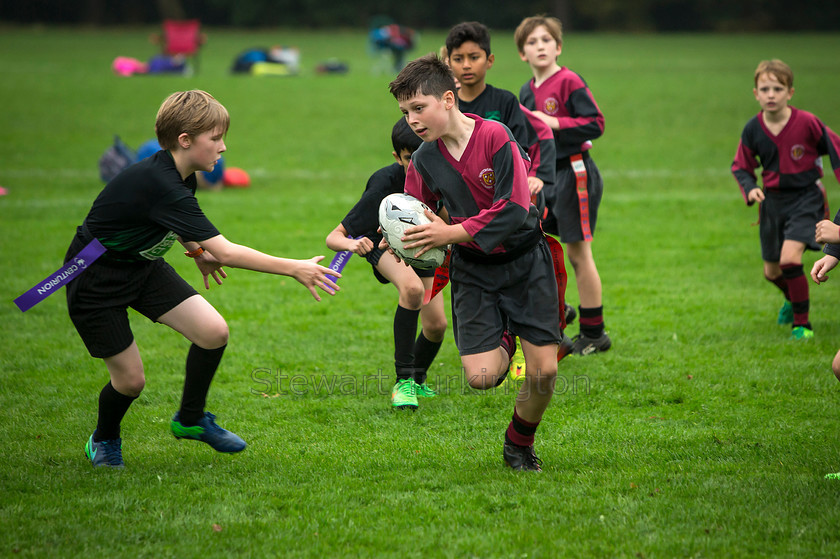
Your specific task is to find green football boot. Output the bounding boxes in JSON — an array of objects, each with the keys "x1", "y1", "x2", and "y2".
[{"x1": 391, "y1": 379, "x2": 418, "y2": 410}]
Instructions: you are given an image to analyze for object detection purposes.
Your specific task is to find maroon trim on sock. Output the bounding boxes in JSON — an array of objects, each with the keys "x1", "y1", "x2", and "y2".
[
  {"x1": 781, "y1": 264, "x2": 809, "y2": 327},
  {"x1": 578, "y1": 306, "x2": 604, "y2": 337},
  {"x1": 578, "y1": 306, "x2": 604, "y2": 327},
  {"x1": 506, "y1": 408, "x2": 540, "y2": 447},
  {"x1": 500, "y1": 331, "x2": 516, "y2": 361}
]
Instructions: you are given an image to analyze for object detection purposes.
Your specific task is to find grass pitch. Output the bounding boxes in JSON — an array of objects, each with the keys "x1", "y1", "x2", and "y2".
[{"x1": 2, "y1": 26, "x2": 840, "y2": 558}]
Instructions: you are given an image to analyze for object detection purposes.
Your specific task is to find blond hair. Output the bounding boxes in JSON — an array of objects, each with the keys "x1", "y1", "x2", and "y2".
[
  {"x1": 155, "y1": 90, "x2": 230, "y2": 150},
  {"x1": 514, "y1": 15, "x2": 563, "y2": 53},
  {"x1": 754, "y1": 59, "x2": 793, "y2": 89}
]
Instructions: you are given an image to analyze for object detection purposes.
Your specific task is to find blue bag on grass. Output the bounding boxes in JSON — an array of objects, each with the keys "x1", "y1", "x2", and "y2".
[{"x1": 98, "y1": 135, "x2": 137, "y2": 182}]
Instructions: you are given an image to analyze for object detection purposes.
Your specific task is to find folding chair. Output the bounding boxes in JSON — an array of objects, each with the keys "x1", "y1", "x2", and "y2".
[{"x1": 152, "y1": 19, "x2": 205, "y2": 74}]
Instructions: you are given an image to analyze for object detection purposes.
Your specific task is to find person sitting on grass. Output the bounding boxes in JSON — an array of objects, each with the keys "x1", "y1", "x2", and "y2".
[
  {"x1": 386, "y1": 54, "x2": 570, "y2": 472},
  {"x1": 68, "y1": 89, "x2": 340, "y2": 468},
  {"x1": 326, "y1": 118, "x2": 447, "y2": 411},
  {"x1": 733, "y1": 59, "x2": 840, "y2": 340}
]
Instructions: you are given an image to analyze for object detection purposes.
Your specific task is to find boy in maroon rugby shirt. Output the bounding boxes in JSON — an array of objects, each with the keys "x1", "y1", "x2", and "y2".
[
  {"x1": 515, "y1": 15, "x2": 610, "y2": 356},
  {"x1": 732, "y1": 59, "x2": 840, "y2": 339},
  {"x1": 387, "y1": 54, "x2": 568, "y2": 472}
]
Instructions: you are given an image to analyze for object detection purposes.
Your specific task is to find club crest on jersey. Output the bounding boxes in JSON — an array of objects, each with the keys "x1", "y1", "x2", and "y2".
[
  {"x1": 543, "y1": 97, "x2": 559, "y2": 115},
  {"x1": 479, "y1": 168, "x2": 496, "y2": 188},
  {"x1": 790, "y1": 144, "x2": 806, "y2": 160}
]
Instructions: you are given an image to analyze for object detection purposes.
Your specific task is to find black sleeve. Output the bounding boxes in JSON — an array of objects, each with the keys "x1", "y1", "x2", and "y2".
[
  {"x1": 341, "y1": 164, "x2": 403, "y2": 239},
  {"x1": 150, "y1": 181, "x2": 220, "y2": 243}
]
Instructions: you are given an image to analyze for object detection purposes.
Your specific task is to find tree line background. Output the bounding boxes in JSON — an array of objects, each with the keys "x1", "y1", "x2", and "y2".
[{"x1": 1, "y1": 0, "x2": 838, "y2": 31}]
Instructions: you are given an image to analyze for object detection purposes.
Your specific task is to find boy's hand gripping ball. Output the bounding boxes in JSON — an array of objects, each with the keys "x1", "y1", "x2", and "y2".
[{"x1": 378, "y1": 193, "x2": 446, "y2": 269}]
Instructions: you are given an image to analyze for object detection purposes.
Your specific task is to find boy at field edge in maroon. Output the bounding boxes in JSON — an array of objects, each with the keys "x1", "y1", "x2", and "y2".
[
  {"x1": 387, "y1": 54, "x2": 567, "y2": 472},
  {"x1": 68, "y1": 90, "x2": 340, "y2": 468},
  {"x1": 514, "y1": 15, "x2": 610, "y2": 356},
  {"x1": 732, "y1": 59, "x2": 840, "y2": 340}
]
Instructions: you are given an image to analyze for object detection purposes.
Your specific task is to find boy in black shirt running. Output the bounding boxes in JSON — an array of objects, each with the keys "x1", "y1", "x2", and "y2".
[
  {"x1": 326, "y1": 118, "x2": 447, "y2": 410},
  {"x1": 68, "y1": 90, "x2": 340, "y2": 468}
]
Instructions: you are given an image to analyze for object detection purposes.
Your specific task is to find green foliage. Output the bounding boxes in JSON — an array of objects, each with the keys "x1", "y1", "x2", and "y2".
[
  {"x1": 5, "y1": 1, "x2": 840, "y2": 30},
  {"x1": 3, "y1": 27, "x2": 840, "y2": 558}
]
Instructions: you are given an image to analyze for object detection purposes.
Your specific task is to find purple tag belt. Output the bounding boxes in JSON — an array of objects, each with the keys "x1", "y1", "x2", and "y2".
[{"x1": 14, "y1": 239, "x2": 107, "y2": 312}]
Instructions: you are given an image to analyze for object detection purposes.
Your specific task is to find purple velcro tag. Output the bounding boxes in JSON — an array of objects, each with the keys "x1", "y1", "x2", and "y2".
[
  {"x1": 326, "y1": 250, "x2": 352, "y2": 283},
  {"x1": 325, "y1": 236, "x2": 362, "y2": 283},
  {"x1": 14, "y1": 239, "x2": 107, "y2": 312}
]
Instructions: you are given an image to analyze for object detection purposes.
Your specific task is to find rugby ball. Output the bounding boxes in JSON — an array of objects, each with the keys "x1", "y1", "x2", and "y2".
[{"x1": 378, "y1": 193, "x2": 446, "y2": 269}]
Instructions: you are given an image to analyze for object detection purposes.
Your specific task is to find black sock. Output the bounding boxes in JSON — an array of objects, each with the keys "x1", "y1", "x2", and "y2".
[
  {"x1": 394, "y1": 305, "x2": 420, "y2": 382},
  {"x1": 413, "y1": 332, "x2": 442, "y2": 385},
  {"x1": 766, "y1": 274, "x2": 790, "y2": 300},
  {"x1": 178, "y1": 344, "x2": 226, "y2": 426},
  {"x1": 93, "y1": 382, "x2": 137, "y2": 441},
  {"x1": 579, "y1": 306, "x2": 605, "y2": 338}
]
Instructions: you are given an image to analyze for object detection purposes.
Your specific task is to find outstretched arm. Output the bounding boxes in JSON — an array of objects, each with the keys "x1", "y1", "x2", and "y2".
[
  {"x1": 180, "y1": 238, "x2": 227, "y2": 290},
  {"x1": 195, "y1": 234, "x2": 340, "y2": 301},
  {"x1": 326, "y1": 224, "x2": 374, "y2": 255}
]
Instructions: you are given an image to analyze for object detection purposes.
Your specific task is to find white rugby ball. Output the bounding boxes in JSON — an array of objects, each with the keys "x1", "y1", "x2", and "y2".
[{"x1": 378, "y1": 193, "x2": 446, "y2": 269}]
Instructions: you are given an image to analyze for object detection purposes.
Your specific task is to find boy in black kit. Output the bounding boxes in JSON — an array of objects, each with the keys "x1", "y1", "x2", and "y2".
[
  {"x1": 387, "y1": 54, "x2": 567, "y2": 472},
  {"x1": 445, "y1": 21, "x2": 571, "y2": 378},
  {"x1": 68, "y1": 90, "x2": 340, "y2": 468},
  {"x1": 444, "y1": 21, "x2": 555, "y2": 216},
  {"x1": 326, "y1": 118, "x2": 447, "y2": 410}
]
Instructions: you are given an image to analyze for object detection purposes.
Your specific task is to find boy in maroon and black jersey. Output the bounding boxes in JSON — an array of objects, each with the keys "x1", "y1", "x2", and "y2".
[
  {"x1": 515, "y1": 15, "x2": 610, "y2": 356},
  {"x1": 733, "y1": 59, "x2": 840, "y2": 340},
  {"x1": 387, "y1": 54, "x2": 570, "y2": 472}
]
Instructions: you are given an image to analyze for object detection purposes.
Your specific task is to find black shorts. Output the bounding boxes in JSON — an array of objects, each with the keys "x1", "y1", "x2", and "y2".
[
  {"x1": 759, "y1": 187, "x2": 823, "y2": 262},
  {"x1": 65, "y1": 236, "x2": 198, "y2": 358},
  {"x1": 450, "y1": 237, "x2": 561, "y2": 356},
  {"x1": 365, "y1": 246, "x2": 435, "y2": 284},
  {"x1": 542, "y1": 153, "x2": 603, "y2": 243}
]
